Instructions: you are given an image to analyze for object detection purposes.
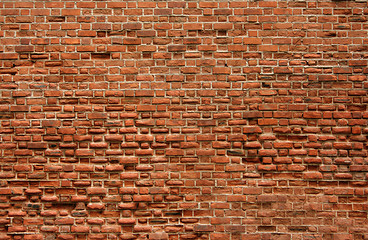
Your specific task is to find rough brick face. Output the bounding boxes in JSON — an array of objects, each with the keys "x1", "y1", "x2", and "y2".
[{"x1": 0, "y1": 0, "x2": 368, "y2": 239}]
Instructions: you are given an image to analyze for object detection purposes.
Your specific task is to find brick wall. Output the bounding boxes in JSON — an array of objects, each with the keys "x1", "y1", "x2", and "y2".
[{"x1": 0, "y1": 0, "x2": 368, "y2": 239}]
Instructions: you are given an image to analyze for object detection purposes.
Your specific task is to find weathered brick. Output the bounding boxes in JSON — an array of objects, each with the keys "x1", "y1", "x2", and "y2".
[
  {"x1": 0, "y1": 2, "x2": 366, "y2": 239},
  {"x1": 87, "y1": 188, "x2": 107, "y2": 195}
]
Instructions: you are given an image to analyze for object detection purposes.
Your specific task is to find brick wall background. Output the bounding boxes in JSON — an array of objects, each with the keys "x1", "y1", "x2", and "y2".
[{"x1": 0, "y1": 0, "x2": 368, "y2": 239}]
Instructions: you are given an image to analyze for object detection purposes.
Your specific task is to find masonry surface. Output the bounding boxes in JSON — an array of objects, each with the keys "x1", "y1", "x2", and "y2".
[{"x1": 0, "y1": 0, "x2": 368, "y2": 239}]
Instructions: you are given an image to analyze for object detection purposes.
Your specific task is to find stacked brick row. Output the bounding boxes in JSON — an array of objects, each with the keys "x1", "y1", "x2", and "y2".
[{"x1": 0, "y1": 0, "x2": 368, "y2": 239}]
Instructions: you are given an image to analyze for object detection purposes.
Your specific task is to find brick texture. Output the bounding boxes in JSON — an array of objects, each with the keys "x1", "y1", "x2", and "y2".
[{"x1": 0, "y1": 0, "x2": 368, "y2": 239}]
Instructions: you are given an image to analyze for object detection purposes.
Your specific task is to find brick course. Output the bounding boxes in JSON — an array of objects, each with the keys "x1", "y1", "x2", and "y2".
[{"x1": 1, "y1": 0, "x2": 368, "y2": 239}]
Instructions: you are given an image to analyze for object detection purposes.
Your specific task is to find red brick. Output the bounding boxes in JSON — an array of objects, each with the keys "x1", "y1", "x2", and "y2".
[
  {"x1": 71, "y1": 226, "x2": 89, "y2": 233},
  {"x1": 75, "y1": 149, "x2": 94, "y2": 156},
  {"x1": 87, "y1": 188, "x2": 107, "y2": 195},
  {"x1": 118, "y1": 218, "x2": 136, "y2": 225},
  {"x1": 0, "y1": 53, "x2": 18, "y2": 60},
  {"x1": 194, "y1": 225, "x2": 214, "y2": 232},
  {"x1": 149, "y1": 233, "x2": 168, "y2": 240},
  {"x1": 62, "y1": 9, "x2": 80, "y2": 16},
  {"x1": 183, "y1": 23, "x2": 203, "y2": 30},
  {"x1": 303, "y1": 172, "x2": 323, "y2": 179},
  {"x1": 0, "y1": 2, "x2": 366, "y2": 239},
  {"x1": 214, "y1": 23, "x2": 233, "y2": 30},
  {"x1": 87, "y1": 203, "x2": 105, "y2": 210}
]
